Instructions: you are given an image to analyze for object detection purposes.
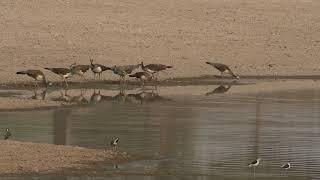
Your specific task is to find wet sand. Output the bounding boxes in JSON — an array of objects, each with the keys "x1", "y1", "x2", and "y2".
[
  {"x1": 0, "y1": 78, "x2": 319, "y2": 111},
  {"x1": 0, "y1": 140, "x2": 129, "y2": 175}
]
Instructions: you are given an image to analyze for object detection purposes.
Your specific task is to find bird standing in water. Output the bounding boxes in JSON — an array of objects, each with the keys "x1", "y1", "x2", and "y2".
[
  {"x1": 3, "y1": 128, "x2": 12, "y2": 140},
  {"x1": 110, "y1": 137, "x2": 119, "y2": 150},
  {"x1": 281, "y1": 162, "x2": 290, "y2": 170},
  {"x1": 248, "y1": 158, "x2": 261, "y2": 179}
]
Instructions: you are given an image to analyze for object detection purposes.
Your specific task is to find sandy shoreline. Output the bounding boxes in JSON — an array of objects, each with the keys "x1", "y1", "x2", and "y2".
[
  {"x1": 0, "y1": 78, "x2": 318, "y2": 111},
  {"x1": 0, "y1": 140, "x2": 130, "y2": 175}
]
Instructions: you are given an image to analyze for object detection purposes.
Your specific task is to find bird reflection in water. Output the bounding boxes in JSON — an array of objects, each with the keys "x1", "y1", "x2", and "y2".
[
  {"x1": 205, "y1": 84, "x2": 232, "y2": 96},
  {"x1": 90, "y1": 89, "x2": 112, "y2": 104},
  {"x1": 30, "y1": 88, "x2": 47, "y2": 100}
]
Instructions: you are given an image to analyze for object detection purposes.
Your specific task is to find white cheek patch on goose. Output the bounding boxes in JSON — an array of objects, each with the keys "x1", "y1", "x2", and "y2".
[{"x1": 36, "y1": 75, "x2": 44, "y2": 80}]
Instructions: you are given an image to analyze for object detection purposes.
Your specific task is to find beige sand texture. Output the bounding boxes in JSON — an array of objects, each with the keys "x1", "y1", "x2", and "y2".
[
  {"x1": 0, "y1": 0, "x2": 320, "y2": 84},
  {"x1": 0, "y1": 140, "x2": 130, "y2": 174}
]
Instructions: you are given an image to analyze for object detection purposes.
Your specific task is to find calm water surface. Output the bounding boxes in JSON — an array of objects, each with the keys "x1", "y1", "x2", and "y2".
[{"x1": 0, "y1": 84, "x2": 319, "y2": 180}]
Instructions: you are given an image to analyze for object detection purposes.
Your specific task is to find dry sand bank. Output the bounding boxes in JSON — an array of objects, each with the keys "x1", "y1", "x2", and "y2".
[
  {"x1": 0, "y1": 140, "x2": 129, "y2": 174},
  {"x1": 0, "y1": 0, "x2": 320, "y2": 84}
]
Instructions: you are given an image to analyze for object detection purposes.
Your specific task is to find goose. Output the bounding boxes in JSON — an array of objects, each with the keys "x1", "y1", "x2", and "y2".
[
  {"x1": 44, "y1": 67, "x2": 72, "y2": 86},
  {"x1": 141, "y1": 62, "x2": 172, "y2": 80},
  {"x1": 16, "y1": 69, "x2": 47, "y2": 87},
  {"x1": 129, "y1": 72, "x2": 152, "y2": 87},
  {"x1": 109, "y1": 66, "x2": 127, "y2": 83},
  {"x1": 89, "y1": 59, "x2": 110, "y2": 79},
  {"x1": 3, "y1": 128, "x2": 11, "y2": 140},
  {"x1": 205, "y1": 62, "x2": 240, "y2": 79},
  {"x1": 70, "y1": 63, "x2": 90, "y2": 80},
  {"x1": 116, "y1": 64, "x2": 141, "y2": 74}
]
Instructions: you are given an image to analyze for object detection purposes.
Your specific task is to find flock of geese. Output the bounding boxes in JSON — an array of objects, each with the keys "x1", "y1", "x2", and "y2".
[
  {"x1": 12, "y1": 59, "x2": 295, "y2": 176},
  {"x1": 16, "y1": 59, "x2": 240, "y2": 87}
]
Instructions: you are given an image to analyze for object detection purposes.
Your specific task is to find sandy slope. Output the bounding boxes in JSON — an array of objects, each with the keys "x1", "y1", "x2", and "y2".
[
  {"x1": 0, "y1": 0, "x2": 320, "y2": 84},
  {"x1": 0, "y1": 140, "x2": 129, "y2": 174}
]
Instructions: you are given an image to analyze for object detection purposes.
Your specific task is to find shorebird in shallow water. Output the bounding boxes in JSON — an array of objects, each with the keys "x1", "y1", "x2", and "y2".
[
  {"x1": 110, "y1": 137, "x2": 119, "y2": 149},
  {"x1": 248, "y1": 158, "x2": 261, "y2": 178},
  {"x1": 3, "y1": 128, "x2": 12, "y2": 140},
  {"x1": 205, "y1": 62, "x2": 240, "y2": 79},
  {"x1": 281, "y1": 162, "x2": 291, "y2": 170},
  {"x1": 16, "y1": 69, "x2": 47, "y2": 87},
  {"x1": 248, "y1": 158, "x2": 261, "y2": 167}
]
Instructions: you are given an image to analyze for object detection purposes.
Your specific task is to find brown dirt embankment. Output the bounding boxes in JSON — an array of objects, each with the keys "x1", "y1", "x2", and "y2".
[
  {"x1": 0, "y1": 0, "x2": 319, "y2": 84},
  {"x1": 0, "y1": 140, "x2": 129, "y2": 174}
]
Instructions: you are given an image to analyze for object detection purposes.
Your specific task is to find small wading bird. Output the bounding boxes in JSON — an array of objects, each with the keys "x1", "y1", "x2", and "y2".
[
  {"x1": 16, "y1": 69, "x2": 47, "y2": 87},
  {"x1": 3, "y1": 128, "x2": 12, "y2": 140},
  {"x1": 44, "y1": 67, "x2": 72, "y2": 87},
  {"x1": 205, "y1": 62, "x2": 240, "y2": 79},
  {"x1": 69, "y1": 63, "x2": 90, "y2": 81},
  {"x1": 281, "y1": 162, "x2": 291, "y2": 170},
  {"x1": 89, "y1": 59, "x2": 110, "y2": 79},
  {"x1": 110, "y1": 137, "x2": 119, "y2": 149},
  {"x1": 248, "y1": 158, "x2": 261, "y2": 178},
  {"x1": 141, "y1": 62, "x2": 173, "y2": 81},
  {"x1": 129, "y1": 72, "x2": 152, "y2": 87}
]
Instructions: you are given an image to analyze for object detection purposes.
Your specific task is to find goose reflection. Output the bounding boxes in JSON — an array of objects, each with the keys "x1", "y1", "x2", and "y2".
[
  {"x1": 51, "y1": 89, "x2": 89, "y2": 104},
  {"x1": 129, "y1": 90, "x2": 172, "y2": 104},
  {"x1": 70, "y1": 89, "x2": 89, "y2": 104},
  {"x1": 31, "y1": 88, "x2": 47, "y2": 100},
  {"x1": 90, "y1": 89, "x2": 113, "y2": 104},
  {"x1": 51, "y1": 89, "x2": 72, "y2": 103},
  {"x1": 205, "y1": 85, "x2": 232, "y2": 96}
]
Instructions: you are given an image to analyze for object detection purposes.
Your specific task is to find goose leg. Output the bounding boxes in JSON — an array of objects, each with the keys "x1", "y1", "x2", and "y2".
[
  {"x1": 64, "y1": 78, "x2": 69, "y2": 87},
  {"x1": 98, "y1": 73, "x2": 101, "y2": 79},
  {"x1": 81, "y1": 75, "x2": 86, "y2": 81}
]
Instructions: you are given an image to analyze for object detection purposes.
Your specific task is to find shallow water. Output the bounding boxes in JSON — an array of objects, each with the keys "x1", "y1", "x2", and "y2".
[{"x1": 0, "y1": 83, "x2": 320, "y2": 179}]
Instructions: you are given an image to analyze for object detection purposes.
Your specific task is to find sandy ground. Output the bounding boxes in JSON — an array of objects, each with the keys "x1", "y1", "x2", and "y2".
[
  {"x1": 0, "y1": 140, "x2": 129, "y2": 174},
  {"x1": 0, "y1": 0, "x2": 320, "y2": 84}
]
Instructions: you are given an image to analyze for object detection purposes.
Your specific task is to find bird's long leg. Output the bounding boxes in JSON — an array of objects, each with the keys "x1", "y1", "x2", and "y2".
[
  {"x1": 253, "y1": 167, "x2": 256, "y2": 180},
  {"x1": 64, "y1": 78, "x2": 68, "y2": 87},
  {"x1": 81, "y1": 74, "x2": 86, "y2": 81},
  {"x1": 34, "y1": 81, "x2": 38, "y2": 88},
  {"x1": 98, "y1": 73, "x2": 101, "y2": 79},
  {"x1": 93, "y1": 73, "x2": 96, "y2": 80}
]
